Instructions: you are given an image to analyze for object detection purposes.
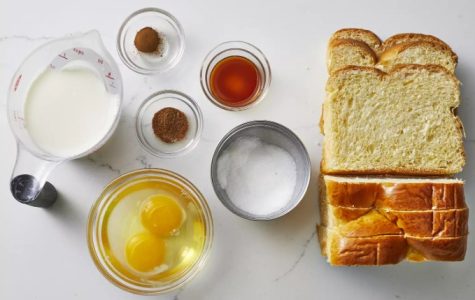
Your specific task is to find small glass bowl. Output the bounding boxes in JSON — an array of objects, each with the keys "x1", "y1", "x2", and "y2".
[
  {"x1": 117, "y1": 8, "x2": 185, "y2": 74},
  {"x1": 200, "y1": 41, "x2": 271, "y2": 111},
  {"x1": 87, "y1": 168, "x2": 214, "y2": 295},
  {"x1": 136, "y1": 90, "x2": 203, "y2": 157}
]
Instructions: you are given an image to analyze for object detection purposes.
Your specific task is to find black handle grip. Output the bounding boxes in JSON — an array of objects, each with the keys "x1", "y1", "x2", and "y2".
[{"x1": 10, "y1": 174, "x2": 57, "y2": 207}]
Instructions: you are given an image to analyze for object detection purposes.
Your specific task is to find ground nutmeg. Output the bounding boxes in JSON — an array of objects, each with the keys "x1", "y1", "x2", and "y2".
[
  {"x1": 134, "y1": 27, "x2": 161, "y2": 53},
  {"x1": 152, "y1": 107, "x2": 189, "y2": 143}
]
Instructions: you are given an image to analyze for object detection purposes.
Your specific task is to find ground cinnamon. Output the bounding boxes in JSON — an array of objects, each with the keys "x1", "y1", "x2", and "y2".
[
  {"x1": 152, "y1": 107, "x2": 188, "y2": 143},
  {"x1": 134, "y1": 27, "x2": 161, "y2": 53}
]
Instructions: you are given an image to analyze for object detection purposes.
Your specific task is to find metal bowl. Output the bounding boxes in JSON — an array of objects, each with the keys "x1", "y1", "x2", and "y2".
[{"x1": 211, "y1": 121, "x2": 311, "y2": 220}]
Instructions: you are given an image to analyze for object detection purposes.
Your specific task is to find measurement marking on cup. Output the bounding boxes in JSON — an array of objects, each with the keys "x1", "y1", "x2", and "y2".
[
  {"x1": 13, "y1": 74, "x2": 22, "y2": 91},
  {"x1": 73, "y1": 48, "x2": 84, "y2": 55},
  {"x1": 58, "y1": 53, "x2": 68, "y2": 60}
]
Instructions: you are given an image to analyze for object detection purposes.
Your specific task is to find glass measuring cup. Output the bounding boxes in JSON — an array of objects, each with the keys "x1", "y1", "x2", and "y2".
[{"x1": 7, "y1": 30, "x2": 123, "y2": 207}]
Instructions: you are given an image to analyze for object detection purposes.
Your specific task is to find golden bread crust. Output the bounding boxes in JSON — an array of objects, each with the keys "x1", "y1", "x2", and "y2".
[
  {"x1": 319, "y1": 226, "x2": 467, "y2": 265},
  {"x1": 320, "y1": 227, "x2": 408, "y2": 265},
  {"x1": 379, "y1": 41, "x2": 458, "y2": 72},
  {"x1": 338, "y1": 211, "x2": 403, "y2": 237},
  {"x1": 406, "y1": 236, "x2": 467, "y2": 261},
  {"x1": 318, "y1": 178, "x2": 468, "y2": 264},
  {"x1": 324, "y1": 177, "x2": 467, "y2": 210},
  {"x1": 383, "y1": 209, "x2": 469, "y2": 237},
  {"x1": 327, "y1": 29, "x2": 458, "y2": 73},
  {"x1": 323, "y1": 205, "x2": 468, "y2": 237},
  {"x1": 382, "y1": 33, "x2": 453, "y2": 52}
]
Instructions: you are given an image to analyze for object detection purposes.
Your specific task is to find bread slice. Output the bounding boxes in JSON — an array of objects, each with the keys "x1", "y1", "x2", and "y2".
[
  {"x1": 317, "y1": 226, "x2": 407, "y2": 265},
  {"x1": 323, "y1": 176, "x2": 467, "y2": 210},
  {"x1": 318, "y1": 226, "x2": 467, "y2": 265},
  {"x1": 329, "y1": 28, "x2": 382, "y2": 51},
  {"x1": 406, "y1": 235, "x2": 467, "y2": 261},
  {"x1": 321, "y1": 201, "x2": 468, "y2": 237},
  {"x1": 327, "y1": 29, "x2": 457, "y2": 73},
  {"x1": 320, "y1": 176, "x2": 468, "y2": 237},
  {"x1": 322, "y1": 65, "x2": 464, "y2": 175},
  {"x1": 382, "y1": 33, "x2": 453, "y2": 51},
  {"x1": 327, "y1": 39, "x2": 377, "y2": 74},
  {"x1": 378, "y1": 41, "x2": 458, "y2": 73}
]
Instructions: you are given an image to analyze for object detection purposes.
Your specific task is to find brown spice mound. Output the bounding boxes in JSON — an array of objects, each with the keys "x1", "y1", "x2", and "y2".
[
  {"x1": 134, "y1": 27, "x2": 161, "y2": 53},
  {"x1": 152, "y1": 107, "x2": 189, "y2": 143}
]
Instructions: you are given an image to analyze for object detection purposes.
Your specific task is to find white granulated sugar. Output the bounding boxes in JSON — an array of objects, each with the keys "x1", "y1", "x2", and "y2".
[{"x1": 217, "y1": 136, "x2": 297, "y2": 216}]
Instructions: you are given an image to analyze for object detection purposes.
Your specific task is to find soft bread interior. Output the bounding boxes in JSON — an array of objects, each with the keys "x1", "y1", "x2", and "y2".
[
  {"x1": 328, "y1": 39, "x2": 376, "y2": 72},
  {"x1": 323, "y1": 65, "x2": 464, "y2": 175}
]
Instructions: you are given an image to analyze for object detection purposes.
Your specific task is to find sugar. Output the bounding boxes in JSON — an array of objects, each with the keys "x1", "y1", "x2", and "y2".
[{"x1": 217, "y1": 136, "x2": 297, "y2": 216}]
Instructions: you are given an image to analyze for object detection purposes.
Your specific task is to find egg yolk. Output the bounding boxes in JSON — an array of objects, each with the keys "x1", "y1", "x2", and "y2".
[
  {"x1": 141, "y1": 194, "x2": 184, "y2": 237},
  {"x1": 125, "y1": 232, "x2": 165, "y2": 272}
]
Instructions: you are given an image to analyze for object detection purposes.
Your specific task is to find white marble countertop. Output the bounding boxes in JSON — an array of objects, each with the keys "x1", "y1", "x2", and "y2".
[{"x1": 1, "y1": 0, "x2": 474, "y2": 299}]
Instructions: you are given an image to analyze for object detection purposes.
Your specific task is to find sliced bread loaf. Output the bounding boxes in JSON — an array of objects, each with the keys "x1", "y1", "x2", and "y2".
[{"x1": 317, "y1": 176, "x2": 468, "y2": 265}]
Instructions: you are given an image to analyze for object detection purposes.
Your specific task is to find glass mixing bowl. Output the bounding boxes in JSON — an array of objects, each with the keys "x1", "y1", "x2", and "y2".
[{"x1": 87, "y1": 169, "x2": 213, "y2": 295}]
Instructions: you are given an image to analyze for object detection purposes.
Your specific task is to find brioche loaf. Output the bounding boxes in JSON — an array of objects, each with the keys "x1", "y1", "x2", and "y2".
[
  {"x1": 317, "y1": 176, "x2": 468, "y2": 265},
  {"x1": 318, "y1": 29, "x2": 467, "y2": 266},
  {"x1": 322, "y1": 65, "x2": 464, "y2": 175},
  {"x1": 327, "y1": 29, "x2": 457, "y2": 73}
]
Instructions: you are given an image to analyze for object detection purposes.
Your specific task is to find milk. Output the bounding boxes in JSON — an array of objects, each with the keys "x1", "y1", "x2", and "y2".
[{"x1": 24, "y1": 66, "x2": 119, "y2": 158}]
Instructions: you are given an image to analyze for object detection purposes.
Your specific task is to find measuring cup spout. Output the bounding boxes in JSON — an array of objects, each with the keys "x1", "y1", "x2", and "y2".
[
  {"x1": 10, "y1": 144, "x2": 61, "y2": 207},
  {"x1": 78, "y1": 30, "x2": 109, "y2": 54}
]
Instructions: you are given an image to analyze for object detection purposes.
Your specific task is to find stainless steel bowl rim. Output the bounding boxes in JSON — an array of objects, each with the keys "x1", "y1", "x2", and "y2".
[{"x1": 210, "y1": 120, "x2": 311, "y2": 221}]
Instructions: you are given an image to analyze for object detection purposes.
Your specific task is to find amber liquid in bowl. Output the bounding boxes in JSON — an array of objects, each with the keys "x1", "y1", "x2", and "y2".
[{"x1": 210, "y1": 56, "x2": 261, "y2": 107}]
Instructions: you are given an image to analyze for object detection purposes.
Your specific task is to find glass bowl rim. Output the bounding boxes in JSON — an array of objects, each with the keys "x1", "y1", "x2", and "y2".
[{"x1": 199, "y1": 40, "x2": 272, "y2": 111}]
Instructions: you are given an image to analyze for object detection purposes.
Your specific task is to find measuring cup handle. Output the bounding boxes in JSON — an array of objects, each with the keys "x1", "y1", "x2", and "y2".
[
  {"x1": 10, "y1": 144, "x2": 60, "y2": 208},
  {"x1": 10, "y1": 175, "x2": 57, "y2": 207}
]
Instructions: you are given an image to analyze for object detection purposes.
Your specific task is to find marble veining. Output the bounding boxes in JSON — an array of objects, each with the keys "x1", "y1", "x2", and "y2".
[{"x1": 273, "y1": 230, "x2": 317, "y2": 282}]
